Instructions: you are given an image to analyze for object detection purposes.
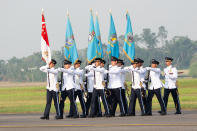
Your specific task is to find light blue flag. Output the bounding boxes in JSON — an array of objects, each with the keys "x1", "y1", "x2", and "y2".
[
  {"x1": 123, "y1": 12, "x2": 135, "y2": 62},
  {"x1": 87, "y1": 11, "x2": 98, "y2": 63},
  {"x1": 64, "y1": 15, "x2": 78, "y2": 64},
  {"x1": 95, "y1": 14, "x2": 103, "y2": 59},
  {"x1": 107, "y1": 13, "x2": 119, "y2": 59}
]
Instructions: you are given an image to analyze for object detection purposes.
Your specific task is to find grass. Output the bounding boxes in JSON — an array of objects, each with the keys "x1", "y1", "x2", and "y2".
[{"x1": 0, "y1": 78, "x2": 196, "y2": 114}]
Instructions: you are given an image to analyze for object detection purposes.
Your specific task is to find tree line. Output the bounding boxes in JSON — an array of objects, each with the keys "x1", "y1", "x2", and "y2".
[{"x1": 0, "y1": 26, "x2": 197, "y2": 82}]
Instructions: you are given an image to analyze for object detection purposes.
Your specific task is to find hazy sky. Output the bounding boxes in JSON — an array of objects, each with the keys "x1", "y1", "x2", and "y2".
[{"x1": 1, "y1": 0, "x2": 197, "y2": 60}]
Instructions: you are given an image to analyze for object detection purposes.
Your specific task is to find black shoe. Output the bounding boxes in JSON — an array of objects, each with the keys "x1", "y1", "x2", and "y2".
[
  {"x1": 72, "y1": 114, "x2": 79, "y2": 118},
  {"x1": 105, "y1": 114, "x2": 111, "y2": 117},
  {"x1": 88, "y1": 115, "x2": 95, "y2": 118},
  {"x1": 141, "y1": 113, "x2": 146, "y2": 116},
  {"x1": 175, "y1": 111, "x2": 182, "y2": 114},
  {"x1": 66, "y1": 115, "x2": 73, "y2": 118},
  {"x1": 158, "y1": 111, "x2": 162, "y2": 114},
  {"x1": 40, "y1": 116, "x2": 49, "y2": 120},
  {"x1": 127, "y1": 114, "x2": 135, "y2": 116},
  {"x1": 55, "y1": 116, "x2": 63, "y2": 119},
  {"x1": 119, "y1": 114, "x2": 126, "y2": 117},
  {"x1": 145, "y1": 113, "x2": 152, "y2": 116},
  {"x1": 160, "y1": 112, "x2": 167, "y2": 115},
  {"x1": 80, "y1": 114, "x2": 86, "y2": 118},
  {"x1": 97, "y1": 114, "x2": 102, "y2": 117}
]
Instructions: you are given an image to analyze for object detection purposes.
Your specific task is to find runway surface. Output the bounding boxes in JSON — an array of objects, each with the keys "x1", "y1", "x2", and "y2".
[{"x1": 0, "y1": 110, "x2": 197, "y2": 131}]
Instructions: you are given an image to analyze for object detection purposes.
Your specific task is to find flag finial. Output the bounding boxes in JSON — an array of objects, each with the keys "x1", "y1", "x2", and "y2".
[
  {"x1": 67, "y1": 9, "x2": 69, "y2": 16},
  {"x1": 109, "y1": 9, "x2": 112, "y2": 14},
  {"x1": 41, "y1": 8, "x2": 44, "y2": 15},
  {"x1": 126, "y1": 10, "x2": 129, "y2": 14}
]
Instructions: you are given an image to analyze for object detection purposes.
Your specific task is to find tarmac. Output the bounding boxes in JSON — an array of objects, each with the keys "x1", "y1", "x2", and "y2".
[{"x1": 0, "y1": 110, "x2": 197, "y2": 131}]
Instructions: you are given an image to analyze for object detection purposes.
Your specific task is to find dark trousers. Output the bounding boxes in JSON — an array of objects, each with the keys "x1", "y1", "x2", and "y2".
[
  {"x1": 163, "y1": 88, "x2": 181, "y2": 113},
  {"x1": 44, "y1": 90, "x2": 60, "y2": 117},
  {"x1": 86, "y1": 92, "x2": 102, "y2": 116},
  {"x1": 110, "y1": 88, "x2": 125, "y2": 115},
  {"x1": 59, "y1": 89, "x2": 78, "y2": 117},
  {"x1": 146, "y1": 88, "x2": 166, "y2": 115},
  {"x1": 141, "y1": 88, "x2": 147, "y2": 111},
  {"x1": 74, "y1": 90, "x2": 86, "y2": 115},
  {"x1": 112, "y1": 89, "x2": 128, "y2": 115},
  {"x1": 128, "y1": 88, "x2": 145, "y2": 115},
  {"x1": 90, "y1": 89, "x2": 110, "y2": 116}
]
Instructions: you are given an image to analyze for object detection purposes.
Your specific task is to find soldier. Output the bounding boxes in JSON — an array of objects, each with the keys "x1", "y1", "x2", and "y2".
[
  {"x1": 85, "y1": 61, "x2": 102, "y2": 117},
  {"x1": 58, "y1": 60, "x2": 79, "y2": 119},
  {"x1": 89, "y1": 58, "x2": 110, "y2": 117},
  {"x1": 163, "y1": 57, "x2": 181, "y2": 114},
  {"x1": 127, "y1": 59, "x2": 146, "y2": 116},
  {"x1": 146, "y1": 59, "x2": 166, "y2": 116},
  {"x1": 108, "y1": 57, "x2": 126, "y2": 117},
  {"x1": 117, "y1": 59, "x2": 129, "y2": 115},
  {"x1": 136, "y1": 58, "x2": 148, "y2": 111},
  {"x1": 40, "y1": 59, "x2": 61, "y2": 120},
  {"x1": 73, "y1": 60, "x2": 87, "y2": 118}
]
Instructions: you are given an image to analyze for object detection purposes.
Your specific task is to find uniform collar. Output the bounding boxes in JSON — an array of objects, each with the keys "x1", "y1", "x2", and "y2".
[{"x1": 167, "y1": 65, "x2": 172, "y2": 69}]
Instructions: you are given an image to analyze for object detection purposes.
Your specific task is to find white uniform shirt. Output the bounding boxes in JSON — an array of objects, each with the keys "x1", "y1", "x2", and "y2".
[
  {"x1": 164, "y1": 65, "x2": 178, "y2": 89},
  {"x1": 90, "y1": 66, "x2": 107, "y2": 90},
  {"x1": 147, "y1": 67, "x2": 163, "y2": 90},
  {"x1": 58, "y1": 67, "x2": 75, "y2": 91},
  {"x1": 40, "y1": 65, "x2": 58, "y2": 92},
  {"x1": 85, "y1": 65, "x2": 94, "y2": 93},
  {"x1": 108, "y1": 65, "x2": 123, "y2": 89},
  {"x1": 74, "y1": 67, "x2": 84, "y2": 91},
  {"x1": 138, "y1": 66, "x2": 147, "y2": 89},
  {"x1": 130, "y1": 67, "x2": 142, "y2": 89}
]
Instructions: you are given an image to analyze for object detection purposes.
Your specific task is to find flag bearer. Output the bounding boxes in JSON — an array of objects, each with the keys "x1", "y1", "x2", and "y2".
[
  {"x1": 146, "y1": 59, "x2": 166, "y2": 116},
  {"x1": 127, "y1": 59, "x2": 146, "y2": 116},
  {"x1": 73, "y1": 60, "x2": 87, "y2": 118},
  {"x1": 108, "y1": 57, "x2": 126, "y2": 117},
  {"x1": 163, "y1": 57, "x2": 181, "y2": 114},
  {"x1": 58, "y1": 60, "x2": 79, "y2": 119},
  {"x1": 136, "y1": 58, "x2": 148, "y2": 111},
  {"x1": 40, "y1": 59, "x2": 61, "y2": 120},
  {"x1": 89, "y1": 58, "x2": 110, "y2": 117}
]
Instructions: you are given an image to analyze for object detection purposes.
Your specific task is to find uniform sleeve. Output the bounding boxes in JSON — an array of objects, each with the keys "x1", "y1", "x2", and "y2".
[
  {"x1": 74, "y1": 69, "x2": 84, "y2": 76},
  {"x1": 91, "y1": 67, "x2": 106, "y2": 73},
  {"x1": 40, "y1": 65, "x2": 48, "y2": 73},
  {"x1": 108, "y1": 68, "x2": 124, "y2": 74},
  {"x1": 133, "y1": 68, "x2": 147, "y2": 74},
  {"x1": 58, "y1": 68, "x2": 74, "y2": 75},
  {"x1": 47, "y1": 68, "x2": 58, "y2": 75},
  {"x1": 85, "y1": 72, "x2": 94, "y2": 77},
  {"x1": 149, "y1": 68, "x2": 161, "y2": 73}
]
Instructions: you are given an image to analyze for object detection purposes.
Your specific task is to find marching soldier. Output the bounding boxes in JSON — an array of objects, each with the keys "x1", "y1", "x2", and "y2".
[
  {"x1": 85, "y1": 61, "x2": 102, "y2": 117},
  {"x1": 89, "y1": 58, "x2": 110, "y2": 117},
  {"x1": 73, "y1": 60, "x2": 87, "y2": 118},
  {"x1": 116, "y1": 59, "x2": 129, "y2": 115},
  {"x1": 146, "y1": 59, "x2": 166, "y2": 116},
  {"x1": 136, "y1": 58, "x2": 148, "y2": 111},
  {"x1": 58, "y1": 60, "x2": 79, "y2": 119},
  {"x1": 126, "y1": 59, "x2": 146, "y2": 116},
  {"x1": 40, "y1": 59, "x2": 61, "y2": 120},
  {"x1": 108, "y1": 57, "x2": 126, "y2": 117},
  {"x1": 163, "y1": 57, "x2": 181, "y2": 114}
]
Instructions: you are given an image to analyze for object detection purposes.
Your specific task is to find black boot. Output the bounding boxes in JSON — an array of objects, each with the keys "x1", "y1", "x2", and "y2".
[{"x1": 40, "y1": 116, "x2": 49, "y2": 120}]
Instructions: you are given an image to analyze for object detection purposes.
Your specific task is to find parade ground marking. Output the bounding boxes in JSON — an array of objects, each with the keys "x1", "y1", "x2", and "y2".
[{"x1": 1, "y1": 123, "x2": 197, "y2": 128}]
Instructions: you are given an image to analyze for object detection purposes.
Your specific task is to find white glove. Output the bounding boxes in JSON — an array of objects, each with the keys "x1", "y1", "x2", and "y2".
[{"x1": 146, "y1": 67, "x2": 151, "y2": 70}]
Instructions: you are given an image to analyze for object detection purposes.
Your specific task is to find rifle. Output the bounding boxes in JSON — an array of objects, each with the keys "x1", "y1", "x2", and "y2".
[
  {"x1": 145, "y1": 63, "x2": 151, "y2": 90},
  {"x1": 58, "y1": 61, "x2": 64, "y2": 96}
]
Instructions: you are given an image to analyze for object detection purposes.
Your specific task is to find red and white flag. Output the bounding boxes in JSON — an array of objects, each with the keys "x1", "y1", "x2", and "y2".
[{"x1": 41, "y1": 9, "x2": 51, "y2": 64}]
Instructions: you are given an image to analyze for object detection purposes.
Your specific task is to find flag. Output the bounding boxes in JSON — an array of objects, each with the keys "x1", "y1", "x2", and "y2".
[
  {"x1": 107, "y1": 12, "x2": 119, "y2": 59},
  {"x1": 87, "y1": 10, "x2": 98, "y2": 63},
  {"x1": 64, "y1": 13, "x2": 78, "y2": 64},
  {"x1": 123, "y1": 12, "x2": 135, "y2": 62},
  {"x1": 41, "y1": 9, "x2": 51, "y2": 64},
  {"x1": 95, "y1": 13, "x2": 103, "y2": 59}
]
